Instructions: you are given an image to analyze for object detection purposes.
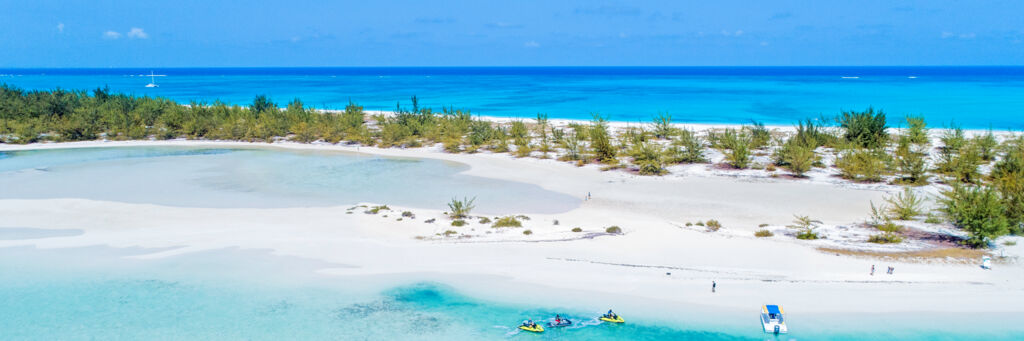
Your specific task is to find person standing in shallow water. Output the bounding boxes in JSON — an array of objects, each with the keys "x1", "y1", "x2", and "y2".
[{"x1": 712, "y1": 281, "x2": 716, "y2": 293}]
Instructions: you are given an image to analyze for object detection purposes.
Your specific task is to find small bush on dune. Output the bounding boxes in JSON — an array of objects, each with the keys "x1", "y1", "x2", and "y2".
[
  {"x1": 836, "y1": 147, "x2": 889, "y2": 182},
  {"x1": 443, "y1": 230, "x2": 458, "y2": 236},
  {"x1": 651, "y1": 113, "x2": 675, "y2": 139},
  {"x1": 571, "y1": 227, "x2": 583, "y2": 232},
  {"x1": 940, "y1": 184, "x2": 1010, "y2": 248},
  {"x1": 706, "y1": 219, "x2": 722, "y2": 231},
  {"x1": 605, "y1": 226, "x2": 622, "y2": 234},
  {"x1": 716, "y1": 128, "x2": 753, "y2": 169},
  {"x1": 754, "y1": 229, "x2": 774, "y2": 237},
  {"x1": 451, "y1": 220, "x2": 467, "y2": 227},
  {"x1": 666, "y1": 128, "x2": 707, "y2": 164},
  {"x1": 884, "y1": 187, "x2": 926, "y2": 220},
  {"x1": 745, "y1": 120, "x2": 772, "y2": 150},
  {"x1": 868, "y1": 220, "x2": 904, "y2": 244},
  {"x1": 478, "y1": 217, "x2": 492, "y2": 224},
  {"x1": 904, "y1": 116, "x2": 929, "y2": 146},
  {"x1": 522, "y1": 229, "x2": 533, "y2": 235},
  {"x1": 492, "y1": 216, "x2": 523, "y2": 228},
  {"x1": 788, "y1": 215, "x2": 822, "y2": 240},
  {"x1": 447, "y1": 197, "x2": 476, "y2": 219},
  {"x1": 839, "y1": 107, "x2": 888, "y2": 148}
]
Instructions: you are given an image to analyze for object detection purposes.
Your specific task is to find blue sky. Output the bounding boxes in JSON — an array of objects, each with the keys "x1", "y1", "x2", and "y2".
[{"x1": 1, "y1": 0, "x2": 1021, "y2": 67}]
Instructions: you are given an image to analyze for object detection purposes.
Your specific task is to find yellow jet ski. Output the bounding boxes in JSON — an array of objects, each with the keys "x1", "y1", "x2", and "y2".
[
  {"x1": 600, "y1": 314, "x2": 625, "y2": 323},
  {"x1": 519, "y1": 323, "x2": 545, "y2": 333}
]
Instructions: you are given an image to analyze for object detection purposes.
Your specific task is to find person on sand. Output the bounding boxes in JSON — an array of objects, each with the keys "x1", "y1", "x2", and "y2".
[
  {"x1": 712, "y1": 280, "x2": 717, "y2": 293},
  {"x1": 871, "y1": 265, "x2": 875, "y2": 276}
]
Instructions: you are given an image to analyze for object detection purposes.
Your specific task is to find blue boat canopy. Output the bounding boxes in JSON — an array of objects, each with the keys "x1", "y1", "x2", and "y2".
[{"x1": 766, "y1": 305, "x2": 781, "y2": 315}]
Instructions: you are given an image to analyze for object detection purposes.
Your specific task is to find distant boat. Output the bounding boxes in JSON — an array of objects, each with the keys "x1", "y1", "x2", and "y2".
[
  {"x1": 841, "y1": 76, "x2": 860, "y2": 79},
  {"x1": 761, "y1": 305, "x2": 788, "y2": 334},
  {"x1": 908, "y1": 76, "x2": 918, "y2": 79},
  {"x1": 145, "y1": 71, "x2": 159, "y2": 88}
]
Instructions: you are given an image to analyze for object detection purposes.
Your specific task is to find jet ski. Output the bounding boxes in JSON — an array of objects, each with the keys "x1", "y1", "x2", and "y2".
[
  {"x1": 600, "y1": 314, "x2": 625, "y2": 323},
  {"x1": 547, "y1": 319, "x2": 573, "y2": 327}
]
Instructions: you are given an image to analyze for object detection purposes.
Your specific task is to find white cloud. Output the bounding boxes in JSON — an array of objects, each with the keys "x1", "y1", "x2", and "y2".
[
  {"x1": 56, "y1": 23, "x2": 64, "y2": 33},
  {"x1": 721, "y1": 30, "x2": 744, "y2": 37},
  {"x1": 941, "y1": 31, "x2": 954, "y2": 38},
  {"x1": 524, "y1": 41, "x2": 540, "y2": 48},
  {"x1": 127, "y1": 27, "x2": 148, "y2": 39},
  {"x1": 103, "y1": 30, "x2": 122, "y2": 39},
  {"x1": 760, "y1": 41, "x2": 770, "y2": 46},
  {"x1": 959, "y1": 33, "x2": 976, "y2": 39}
]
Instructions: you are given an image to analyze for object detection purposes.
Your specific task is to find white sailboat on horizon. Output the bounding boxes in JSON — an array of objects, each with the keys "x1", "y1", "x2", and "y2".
[{"x1": 145, "y1": 71, "x2": 159, "y2": 88}]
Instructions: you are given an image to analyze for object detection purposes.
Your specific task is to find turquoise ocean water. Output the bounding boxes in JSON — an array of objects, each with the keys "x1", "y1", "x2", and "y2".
[{"x1": 2, "y1": 67, "x2": 1023, "y2": 129}]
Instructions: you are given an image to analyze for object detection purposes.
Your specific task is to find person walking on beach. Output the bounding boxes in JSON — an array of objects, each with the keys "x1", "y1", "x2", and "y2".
[
  {"x1": 871, "y1": 265, "x2": 875, "y2": 276},
  {"x1": 712, "y1": 280, "x2": 716, "y2": 293}
]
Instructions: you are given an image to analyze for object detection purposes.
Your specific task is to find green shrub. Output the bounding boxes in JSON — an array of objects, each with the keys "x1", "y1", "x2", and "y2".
[
  {"x1": 868, "y1": 220, "x2": 904, "y2": 244},
  {"x1": 868, "y1": 233, "x2": 903, "y2": 244},
  {"x1": 589, "y1": 114, "x2": 617, "y2": 163},
  {"x1": 758, "y1": 223, "x2": 770, "y2": 227},
  {"x1": 447, "y1": 197, "x2": 476, "y2": 219},
  {"x1": 778, "y1": 141, "x2": 816, "y2": 177},
  {"x1": 754, "y1": 229, "x2": 774, "y2": 237},
  {"x1": 788, "y1": 215, "x2": 822, "y2": 240},
  {"x1": 666, "y1": 129, "x2": 707, "y2": 163},
  {"x1": 884, "y1": 187, "x2": 926, "y2": 220},
  {"x1": 717, "y1": 129, "x2": 753, "y2": 169},
  {"x1": 522, "y1": 229, "x2": 533, "y2": 235},
  {"x1": 368, "y1": 205, "x2": 390, "y2": 214},
  {"x1": 940, "y1": 184, "x2": 1010, "y2": 248},
  {"x1": 571, "y1": 227, "x2": 583, "y2": 232},
  {"x1": 905, "y1": 116, "x2": 929, "y2": 146},
  {"x1": 892, "y1": 136, "x2": 929, "y2": 185},
  {"x1": 746, "y1": 120, "x2": 771, "y2": 149},
  {"x1": 451, "y1": 220, "x2": 467, "y2": 227},
  {"x1": 605, "y1": 226, "x2": 623, "y2": 234},
  {"x1": 478, "y1": 217, "x2": 492, "y2": 224},
  {"x1": 402, "y1": 211, "x2": 414, "y2": 218},
  {"x1": 651, "y1": 113, "x2": 675, "y2": 139},
  {"x1": 706, "y1": 219, "x2": 722, "y2": 231},
  {"x1": 991, "y1": 141, "x2": 1024, "y2": 231},
  {"x1": 973, "y1": 129, "x2": 998, "y2": 162},
  {"x1": 1004, "y1": 240, "x2": 1017, "y2": 246},
  {"x1": 443, "y1": 230, "x2": 458, "y2": 236},
  {"x1": 836, "y1": 147, "x2": 889, "y2": 182},
  {"x1": 695, "y1": 221, "x2": 705, "y2": 226},
  {"x1": 492, "y1": 216, "x2": 523, "y2": 228},
  {"x1": 924, "y1": 213, "x2": 943, "y2": 224},
  {"x1": 839, "y1": 107, "x2": 888, "y2": 148},
  {"x1": 630, "y1": 141, "x2": 667, "y2": 175}
]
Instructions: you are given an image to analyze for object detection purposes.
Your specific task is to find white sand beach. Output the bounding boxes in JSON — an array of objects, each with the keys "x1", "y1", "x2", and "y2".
[{"x1": 2, "y1": 132, "x2": 1023, "y2": 323}]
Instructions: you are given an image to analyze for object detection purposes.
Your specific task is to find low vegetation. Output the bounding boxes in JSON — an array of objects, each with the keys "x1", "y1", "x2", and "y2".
[
  {"x1": 605, "y1": 226, "x2": 622, "y2": 234},
  {"x1": 492, "y1": 216, "x2": 523, "y2": 228},
  {"x1": 788, "y1": 215, "x2": 822, "y2": 240},
  {"x1": 571, "y1": 227, "x2": 583, "y2": 232},
  {"x1": 447, "y1": 197, "x2": 476, "y2": 219},
  {"x1": 754, "y1": 229, "x2": 774, "y2": 237}
]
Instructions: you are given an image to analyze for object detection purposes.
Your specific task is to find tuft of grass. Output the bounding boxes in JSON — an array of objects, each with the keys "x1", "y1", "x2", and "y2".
[
  {"x1": 754, "y1": 229, "x2": 774, "y2": 237},
  {"x1": 447, "y1": 197, "x2": 476, "y2": 219},
  {"x1": 492, "y1": 216, "x2": 523, "y2": 228},
  {"x1": 788, "y1": 215, "x2": 822, "y2": 240},
  {"x1": 685, "y1": 222, "x2": 693, "y2": 226},
  {"x1": 451, "y1": 219, "x2": 467, "y2": 227},
  {"x1": 402, "y1": 211, "x2": 414, "y2": 218},
  {"x1": 367, "y1": 205, "x2": 390, "y2": 214},
  {"x1": 705, "y1": 219, "x2": 722, "y2": 231},
  {"x1": 1004, "y1": 240, "x2": 1017, "y2": 246},
  {"x1": 605, "y1": 226, "x2": 623, "y2": 234},
  {"x1": 868, "y1": 234, "x2": 904, "y2": 244},
  {"x1": 571, "y1": 227, "x2": 583, "y2": 232},
  {"x1": 478, "y1": 217, "x2": 492, "y2": 224},
  {"x1": 695, "y1": 221, "x2": 705, "y2": 226},
  {"x1": 522, "y1": 229, "x2": 533, "y2": 235},
  {"x1": 758, "y1": 223, "x2": 770, "y2": 227},
  {"x1": 443, "y1": 230, "x2": 457, "y2": 236},
  {"x1": 924, "y1": 212, "x2": 943, "y2": 224}
]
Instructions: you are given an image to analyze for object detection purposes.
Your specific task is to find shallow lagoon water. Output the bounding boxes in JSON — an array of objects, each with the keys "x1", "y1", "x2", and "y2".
[
  {"x1": 1, "y1": 245, "x2": 1021, "y2": 340},
  {"x1": 0, "y1": 146, "x2": 579, "y2": 213}
]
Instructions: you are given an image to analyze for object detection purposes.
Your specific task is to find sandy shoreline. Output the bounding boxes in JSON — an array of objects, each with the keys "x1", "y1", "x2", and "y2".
[{"x1": 2, "y1": 138, "x2": 1023, "y2": 320}]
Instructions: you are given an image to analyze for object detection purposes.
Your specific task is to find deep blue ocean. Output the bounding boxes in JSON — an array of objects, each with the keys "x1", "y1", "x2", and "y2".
[{"x1": 2, "y1": 67, "x2": 1023, "y2": 129}]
